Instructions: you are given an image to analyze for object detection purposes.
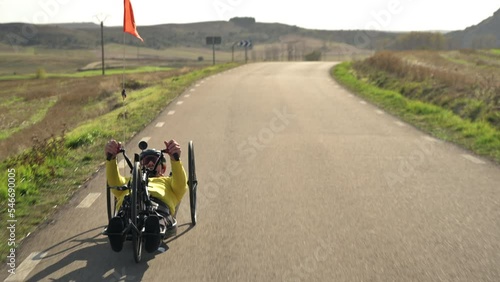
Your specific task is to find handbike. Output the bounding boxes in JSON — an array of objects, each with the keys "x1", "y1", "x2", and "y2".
[{"x1": 104, "y1": 140, "x2": 198, "y2": 263}]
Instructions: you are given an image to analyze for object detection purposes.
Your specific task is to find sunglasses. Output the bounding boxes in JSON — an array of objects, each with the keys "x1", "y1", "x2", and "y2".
[{"x1": 141, "y1": 155, "x2": 160, "y2": 166}]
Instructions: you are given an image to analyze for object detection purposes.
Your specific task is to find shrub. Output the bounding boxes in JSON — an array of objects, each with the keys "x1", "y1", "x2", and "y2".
[
  {"x1": 124, "y1": 79, "x2": 144, "y2": 90},
  {"x1": 35, "y1": 67, "x2": 47, "y2": 79},
  {"x1": 304, "y1": 51, "x2": 322, "y2": 61}
]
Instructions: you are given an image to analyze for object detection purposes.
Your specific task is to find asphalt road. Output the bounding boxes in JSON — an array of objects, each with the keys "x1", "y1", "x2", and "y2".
[{"x1": 2, "y1": 62, "x2": 500, "y2": 281}]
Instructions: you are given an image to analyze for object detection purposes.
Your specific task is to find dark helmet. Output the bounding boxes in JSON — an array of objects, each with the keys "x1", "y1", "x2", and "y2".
[{"x1": 140, "y1": 149, "x2": 166, "y2": 165}]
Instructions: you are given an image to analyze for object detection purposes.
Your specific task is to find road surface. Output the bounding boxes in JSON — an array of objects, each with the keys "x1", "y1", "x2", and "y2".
[{"x1": 2, "y1": 62, "x2": 500, "y2": 281}]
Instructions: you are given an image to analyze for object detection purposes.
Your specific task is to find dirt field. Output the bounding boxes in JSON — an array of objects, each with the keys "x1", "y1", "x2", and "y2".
[{"x1": 0, "y1": 67, "x2": 195, "y2": 161}]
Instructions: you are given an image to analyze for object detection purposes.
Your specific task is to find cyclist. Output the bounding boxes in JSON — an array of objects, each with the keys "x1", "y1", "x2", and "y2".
[{"x1": 104, "y1": 139, "x2": 187, "y2": 253}]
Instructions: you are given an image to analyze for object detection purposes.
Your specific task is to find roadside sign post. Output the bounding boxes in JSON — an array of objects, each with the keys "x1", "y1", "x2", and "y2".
[
  {"x1": 206, "y1": 36, "x2": 222, "y2": 65},
  {"x1": 236, "y1": 40, "x2": 252, "y2": 63}
]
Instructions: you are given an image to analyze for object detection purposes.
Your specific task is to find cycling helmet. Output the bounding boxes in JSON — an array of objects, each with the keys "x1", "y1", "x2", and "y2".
[{"x1": 140, "y1": 149, "x2": 166, "y2": 166}]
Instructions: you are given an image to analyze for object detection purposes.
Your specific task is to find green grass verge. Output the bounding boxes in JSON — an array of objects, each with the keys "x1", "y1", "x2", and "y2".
[
  {"x1": 0, "y1": 66, "x2": 175, "y2": 81},
  {"x1": 332, "y1": 62, "x2": 500, "y2": 163},
  {"x1": 0, "y1": 62, "x2": 241, "y2": 260}
]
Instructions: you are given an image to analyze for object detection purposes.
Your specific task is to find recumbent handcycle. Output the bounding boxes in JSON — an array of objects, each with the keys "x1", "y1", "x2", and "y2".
[{"x1": 103, "y1": 140, "x2": 197, "y2": 263}]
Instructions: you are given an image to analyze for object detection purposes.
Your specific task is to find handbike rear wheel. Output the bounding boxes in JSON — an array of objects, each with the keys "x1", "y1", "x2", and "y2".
[
  {"x1": 188, "y1": 140, "x2": 197, "y2": 226},
  {"x1": 131, "y1": 162, "x2": 143, "y2": 263}
]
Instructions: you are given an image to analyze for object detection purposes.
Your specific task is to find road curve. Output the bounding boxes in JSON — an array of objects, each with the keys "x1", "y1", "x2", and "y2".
[{"x1": 2, "y1": 62, "x2": 500, "y2": 282}]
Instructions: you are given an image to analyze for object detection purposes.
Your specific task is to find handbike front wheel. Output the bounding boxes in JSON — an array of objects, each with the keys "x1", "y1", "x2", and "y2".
[
  {"x1": 131, "y1": 162, "x2": 143, "y2": 263},
  {"x1": 188, "y1": 140, "x2": 197, "y2": 226},
  {"x1": 106, "y1": 185, "x2": 114, "y2": 222}
]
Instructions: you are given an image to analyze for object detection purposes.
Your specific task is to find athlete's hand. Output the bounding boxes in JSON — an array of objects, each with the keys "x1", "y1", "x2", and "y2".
[
  {"x1": 164, "y1": 139, "x2": 181, "y2": 161},
  {"x1": 105, "y1": 139, "x2": 122, "y2": 160}
]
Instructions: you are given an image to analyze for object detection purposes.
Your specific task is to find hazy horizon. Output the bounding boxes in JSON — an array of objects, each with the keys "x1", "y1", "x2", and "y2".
[{"x1": 0, "y1": 1, "x2": 499, "y2": 32}]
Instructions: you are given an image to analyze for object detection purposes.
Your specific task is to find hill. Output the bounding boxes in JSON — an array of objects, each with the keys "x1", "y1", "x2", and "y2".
[
  {"x1": 0, "y1": 17, "x2": 396, "y2": 52},
  {"x1": 447, "y1": 9, "x2": 500, "y2": 49},
  {"x1": 1, "y1": 8, "x2": 500, "y2": 60}
]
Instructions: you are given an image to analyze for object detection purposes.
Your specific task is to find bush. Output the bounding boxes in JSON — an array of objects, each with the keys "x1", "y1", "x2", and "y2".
[
  {"x1": 35, "y1": 67, "x2": 47, "y2": 79},
  {"x1": 124, "y1": 79, "x2": 144, "y2": 90},
  {"x1": 304, "y1": 50, "x2": 322, "y2": 61}
]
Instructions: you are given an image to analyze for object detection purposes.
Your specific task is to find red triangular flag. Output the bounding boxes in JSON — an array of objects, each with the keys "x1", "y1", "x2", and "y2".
[{"x1": 124, "y1": 0, "x2": 143, "y2": 42}]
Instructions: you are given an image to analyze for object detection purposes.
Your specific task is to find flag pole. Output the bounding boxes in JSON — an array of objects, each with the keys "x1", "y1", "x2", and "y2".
[
  {"x1": 122, "y1": 32, "x2": 126, "y2": 93},
  {"x1": 121, "y1": 29, "x2": 127, "y2": 176}
]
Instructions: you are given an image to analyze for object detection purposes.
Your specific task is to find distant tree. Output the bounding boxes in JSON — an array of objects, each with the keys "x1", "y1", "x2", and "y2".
[
  {"x1": 471, "y1": 35, "x2": 497, "y2": 49},
  {"x1": 392, "y1": 32, "x2": 447, "y2": 50},
  {"x1": 229, "y1": 17, "x2": 256, "y2": 27}
]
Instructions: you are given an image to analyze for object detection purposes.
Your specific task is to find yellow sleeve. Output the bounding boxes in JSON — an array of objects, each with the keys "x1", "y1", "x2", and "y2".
[
  {"x1": 170, "y1": 160, "x2": 187, "y2": 201},
  {"x1": 106, "y1": 159, "x2": 128, "y2": 187}
]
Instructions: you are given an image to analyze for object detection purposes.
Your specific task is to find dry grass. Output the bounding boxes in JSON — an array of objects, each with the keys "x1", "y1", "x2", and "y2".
[
  {"x1": 0, "y1": 68, "x2": 196, "y2": 161},
  {"x1": 353, "y1": 50, "x2": 500, "y2": 129}
]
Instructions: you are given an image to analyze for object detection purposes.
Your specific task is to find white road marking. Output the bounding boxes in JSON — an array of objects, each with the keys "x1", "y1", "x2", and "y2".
[
  {"x1": 395, "y1": 121, "x2": 405, "y2": 127},
  {"x1": 190, "y1": 88, "x2": 195, "y2": 92},
  {"x1": 167, "y1": 110, "x2": 175, "y2": 115},
  {"x1": 140, "y1": 137, "x2": 151, "y2": 142},
  {"x1": 5, "y1": 252, "x2": 48, "y2": 282},
  {"x1": 359, "y1": 101, "x2": 367, "y2": 105},
  {"x1": 195, "y1": 84, "x2": 201, "y2": 87},
  {"x1": 155, "y1": 122, "x2": 165, "y2": 127},
  {"x1": 184, "y1": 94, "x2": 190, "y2": 98},
  {"x1": 376, "y1": 110, "x2": 384, "y2": 115},
  {"x1": 77, "y1": 193, "x2": 101, "y2": 208},
  {"x1": 461, "y1": 154, "x2": 486, "y2": 164},
  {"x1": 176, "y1": 101, "x2": 184, "y2": 105}
]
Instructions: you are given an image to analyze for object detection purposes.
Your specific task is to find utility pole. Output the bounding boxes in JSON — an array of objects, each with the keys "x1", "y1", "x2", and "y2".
[
  {"x1": 94, "y1": 14, "x2": 109, "y2": 76},
  {"x1": 100, "y1": 21, "x2": 105, "y2": 75}
]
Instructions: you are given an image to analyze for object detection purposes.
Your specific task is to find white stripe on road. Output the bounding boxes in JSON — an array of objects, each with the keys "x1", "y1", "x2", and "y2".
[
  {"x1": 140, "y1": 137, "x2": 151, "y2": 142},
  {"x1": 77, "y1": 193, "x2": 101, "y2": 208},
  {"x1": 155, "y1": 122, "x2": 165, "y2": 127},
  {"x1": 461, "y1": 154, "x2": 486, "y2": 164},
  {"x1": 190, "y1": 89, "x2": 195, "y2": 92},
  {"x1": 184, "y1": 94, "x2": 190, "y2": 98},
  {"x1": 167, "y1": 111, "x2": 175, "y2": 115},
  {"x1": 359, "y1": 101, "x2": 367, "y2": 105},
  {"x1": 395, "y1": 121, "x2": 405, "y2": 127},
  {"x1": 4, "y1": 252, "x2": 48, "y2": 282},
  {"x1": 376, "y1": 110, "x2": 384, "y2": 115},
  {"x1": 176, "y1": 101, "x2": 184, "y2": 105}
]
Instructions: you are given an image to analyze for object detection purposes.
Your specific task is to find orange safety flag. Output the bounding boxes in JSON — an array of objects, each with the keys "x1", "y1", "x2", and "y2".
[{"x1": 123, "y1": 0, "x2": 143, "y2": 42}]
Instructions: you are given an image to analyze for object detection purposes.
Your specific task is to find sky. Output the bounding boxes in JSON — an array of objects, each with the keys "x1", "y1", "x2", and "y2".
[{"x1": 0, "y1": 0, "x2": 499, "y2": 32}]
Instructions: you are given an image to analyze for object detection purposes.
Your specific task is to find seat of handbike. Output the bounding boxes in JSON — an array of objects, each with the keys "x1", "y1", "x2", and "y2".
[{"x1": 149, "y1": 198, "x2": 178, "y2": 239}]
